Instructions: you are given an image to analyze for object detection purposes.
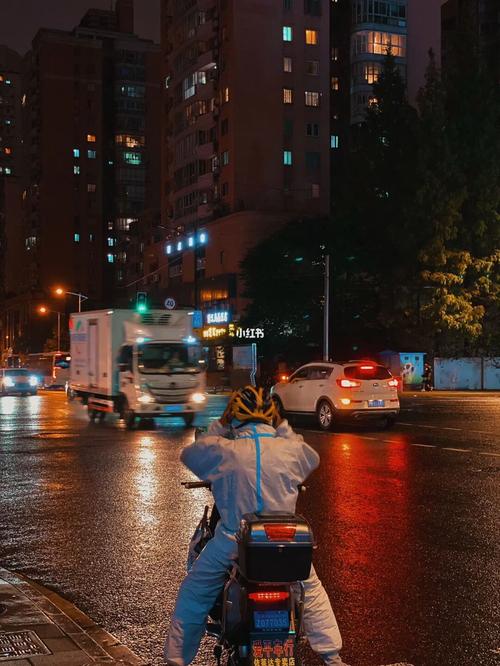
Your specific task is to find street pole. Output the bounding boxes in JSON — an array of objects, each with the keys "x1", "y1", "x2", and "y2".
[
  {"x1": 78, "y1": 293, "x2": 81, "y2": 313},
  {"x1": 323, "y1": 254, "x2": 330, "y2": 362},
  {"x1": 57, "y1": 312, "x2": 61, "y2": 352}
]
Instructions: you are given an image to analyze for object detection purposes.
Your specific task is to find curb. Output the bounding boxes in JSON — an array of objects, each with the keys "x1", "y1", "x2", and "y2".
[{"x1": 0, "y1": 567, "x2": 145, "y2": 665}]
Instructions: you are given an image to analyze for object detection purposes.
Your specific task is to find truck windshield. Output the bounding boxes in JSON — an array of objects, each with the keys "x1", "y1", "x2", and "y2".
[{"x1": 137, "y1": 343, "x2": 199, "y2": 374}]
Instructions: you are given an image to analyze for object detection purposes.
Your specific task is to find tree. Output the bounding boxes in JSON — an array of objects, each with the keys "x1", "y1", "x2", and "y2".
[{"x1": 241, "y1": 218, "x2": 330, "y2": 360}]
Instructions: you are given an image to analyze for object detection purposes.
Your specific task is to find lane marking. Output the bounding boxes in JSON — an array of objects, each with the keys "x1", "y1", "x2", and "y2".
[
  {"x1": 399, "y1": 422, "x2": 496, "y2": 436},
  {"x1": 442, "y1": 447, "x2": 471, "y2": 453},
  {"x1": 410, "y1": 443, "x2": 436, "y2": 448},
  {"x1": 479, "y1": 452, "x2": 500, "y2": 458}
]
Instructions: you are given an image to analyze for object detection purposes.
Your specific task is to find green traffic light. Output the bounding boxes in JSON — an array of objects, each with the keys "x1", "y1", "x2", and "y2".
[{"x1": 137, "y1": 303, "x2": 148, "y2": 314}]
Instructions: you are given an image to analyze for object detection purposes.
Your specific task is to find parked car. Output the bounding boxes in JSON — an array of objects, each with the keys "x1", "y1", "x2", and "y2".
[
  {"x1": 0, "y1": 368, "x2": 39, "y2": 396},
  {"x1": 271, "y1": 361, "x2": 400, "y2": 430}
]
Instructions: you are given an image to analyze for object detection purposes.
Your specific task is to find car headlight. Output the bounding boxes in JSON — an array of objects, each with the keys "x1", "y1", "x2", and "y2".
[
  {"x1": 191, "y1": 392, "x2": 206, "y2": 404},
  {"x1": 3, "y1": 377, "x2": 15, "y2": 387},
  {"x1": 29, "y1": 376, "x2": 38, "y2": 387},
  {"x1": 138, "y1": 393, "x2": 155, "y2": 404}
]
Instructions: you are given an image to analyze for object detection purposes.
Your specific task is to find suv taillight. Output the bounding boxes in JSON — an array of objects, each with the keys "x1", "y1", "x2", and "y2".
[{"x1": 337, "y1": 378, "x2": 361, "y2": 388}]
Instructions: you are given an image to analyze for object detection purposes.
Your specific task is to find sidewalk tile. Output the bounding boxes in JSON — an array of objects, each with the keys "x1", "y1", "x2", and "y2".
[{"x1": 28, "y1": 651, "x2": 93, "y2": 666}]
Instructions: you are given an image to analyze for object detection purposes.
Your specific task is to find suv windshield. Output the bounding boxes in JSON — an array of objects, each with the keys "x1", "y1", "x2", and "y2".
[
  {"x1": 4, "y1": 369, "x2": 30, "y2": 377},
  {"x1": 345, "y1": 364, "x2": 391, "y2": 380},
  {"x1": 137, "y1": 343, "x2": 199, "y2": 375}
]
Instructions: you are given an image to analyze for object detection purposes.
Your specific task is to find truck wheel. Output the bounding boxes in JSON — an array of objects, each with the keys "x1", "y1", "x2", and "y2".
[
  {"x1": 122, "y1": 401, "x2": 136, "y2": 430},
  {"x1": 88, "y1": 409, "x2": 97, "y2": 422},
  {"x1": 183, "y1": 413, "x2": 195, "y2": 428}
]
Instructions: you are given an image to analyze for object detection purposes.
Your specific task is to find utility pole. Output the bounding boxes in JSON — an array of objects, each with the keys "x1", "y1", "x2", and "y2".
[{"x1": 323, "y1": 254, "x2": 330, "y2": 361}]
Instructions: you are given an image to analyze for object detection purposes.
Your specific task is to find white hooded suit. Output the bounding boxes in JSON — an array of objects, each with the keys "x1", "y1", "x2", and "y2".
[{"x1": 164, "y1": 419, "x2": 345, "y2": 665}]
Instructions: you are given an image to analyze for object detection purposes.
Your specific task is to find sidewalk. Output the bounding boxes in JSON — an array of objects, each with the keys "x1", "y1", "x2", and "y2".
[{"x1": 0, "y1": 568, "x2": 144, "y2": 666}]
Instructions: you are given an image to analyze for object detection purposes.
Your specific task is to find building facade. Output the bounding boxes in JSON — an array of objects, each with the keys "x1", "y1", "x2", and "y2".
[
  {"x1": 156, "y1": 0, "x2": 331, "y2": 318},
  {"x1": 0, "y1": 1, "x2": 161, "y2": 357}
]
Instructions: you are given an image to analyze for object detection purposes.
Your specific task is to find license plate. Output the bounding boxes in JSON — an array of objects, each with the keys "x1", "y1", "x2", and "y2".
[
  {"x1": 369, "y1": 399, "x2": 385, "y2": 407},
  {"x1": 164, "y1": 404, "x2": 184, "y2": 413},
  {"x1": 254, "y1": 610, "x2": 289, "y2": 631},
  {"x1": 251, "y1": 635, "x2": 296, "y2": 663}
]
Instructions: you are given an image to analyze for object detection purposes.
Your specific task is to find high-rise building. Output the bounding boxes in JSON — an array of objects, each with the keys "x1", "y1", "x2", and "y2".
[
  {"x1": 157, "y1": 0, "x2": 331, "y2": 316},
  {"x1": 442, "y1": 0, "x2": 499, "y2": 78},
  {"x1": 0, "y1": 0, "x2": 161, "y2": 355}
]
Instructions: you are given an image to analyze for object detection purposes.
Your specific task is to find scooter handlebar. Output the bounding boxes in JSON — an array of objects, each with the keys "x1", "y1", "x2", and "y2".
[{"x1": 181, "y1": 481, "x2": 307, "y2": 492}]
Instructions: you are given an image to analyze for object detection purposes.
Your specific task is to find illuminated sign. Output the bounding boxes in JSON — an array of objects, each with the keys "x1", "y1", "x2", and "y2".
[
  {"x1": 251, "y1": 638, "x2": 295, "y2": 663},
  {"x1": 206, "y1": 310, "x2": 230, "y2": 325},
  {"x1": 228, "y1": 324, "x2": 264, "y2": 339},
  {"x1": 202, "y1": 326, "x2": 227, "y2": 339}
]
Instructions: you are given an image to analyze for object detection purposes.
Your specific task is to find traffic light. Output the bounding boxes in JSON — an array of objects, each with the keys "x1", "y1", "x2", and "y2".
[{"x1": 136, "y1": 292, "x2": 148, "y2": 314}]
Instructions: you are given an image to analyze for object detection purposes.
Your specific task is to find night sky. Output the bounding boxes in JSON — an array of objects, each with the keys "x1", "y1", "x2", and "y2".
[{"x1": 0, "y1": 0, "x2": 160, "y2": 55}]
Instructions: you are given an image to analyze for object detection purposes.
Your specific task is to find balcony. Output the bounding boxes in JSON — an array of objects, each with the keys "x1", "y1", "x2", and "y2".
[{"x1": 196, "y1": 141, "x2": 215, "y2": 160}]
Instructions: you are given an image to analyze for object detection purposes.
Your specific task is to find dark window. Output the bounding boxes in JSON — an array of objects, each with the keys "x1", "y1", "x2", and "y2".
[
  {"x1": 305, "y1": 151, "x2": 320, "y2": 171},
  {"x1": 304, "y1": 0, "x2": 321, "y2": 15},
  {"x1": 306, "y1": 122, "x2": 319, "y2": 137},
  {"x1": 284, "y1": 0, "x2": 293, "y2": 8},
  {"x1": 221, "y1": 118, "x2": 229, "y2": 135},
  {"x1": 284, "y1": 118, "x2": 294, "y2": 138},
  {"x1": 344, "y1": 364, "x2": 391, "y2": 380},
  {"x1": 291, "y1": 367, "x2": 309, "y2": 381},
  {"x1": 307, "y1": 366, "x2": 333, "y2": 380}
]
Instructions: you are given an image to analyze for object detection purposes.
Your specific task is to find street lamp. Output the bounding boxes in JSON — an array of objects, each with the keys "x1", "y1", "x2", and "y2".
[
  {"x1": 54, "y1": 287, "x2": 89, "y2": 313},
  {"x1": 37, "y1": 306, "x2": 63, "y2": 351}
]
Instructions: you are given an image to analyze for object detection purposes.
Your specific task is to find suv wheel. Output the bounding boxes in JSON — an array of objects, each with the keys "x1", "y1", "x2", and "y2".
[{"x1": 317, "y1": 400, "x2": 334, "y2": 431}]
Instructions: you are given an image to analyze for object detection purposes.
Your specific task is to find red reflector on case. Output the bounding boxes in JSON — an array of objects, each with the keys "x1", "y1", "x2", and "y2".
[
  {"x1": 249, "y1": 591, "x2": 290, "y2": 603},
  {"x1": 360, "y1": 365, "x2": 375, "y2": 370},
  {"x1": 264, "y1": 524, "x2": 297, "y2": 541},
  {"x1": 337, "y1": 378, "x2": 361, "y2": 388}
]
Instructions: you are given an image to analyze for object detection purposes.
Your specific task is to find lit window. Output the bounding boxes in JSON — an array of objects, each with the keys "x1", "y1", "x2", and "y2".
[
  {"x1": 283, "y1": 56, "x2": 293, "y2": 73},
  {"x1": 283, "y1": 26, "x2": 293, "y2": 42},
  {"x1": 223, "y1": 87, "x2": 230, "y2": 103},
  {"x1": 177, "y1": 241, "x2": 183, "y2": 251},
  {"x1": 306, "y1": 60, "x2": 320, "y2": 75},
  {"x1": 107, "y1": 237, "x2": 115, "y2": 247},
  {"x1": 73, "y1": 148, "x2": 80, "y2": 158},
  {"x1": 351, "y1": 31, "x2": 406, "y2": 58},
  {"x1": 87, "y1": 183, "x2": 96, "y2": 192},
  {"x1": 4, "y1": 167, "x2": 12, "y2": 175},
  {"x1": 305, "y1": 91, "x2": 320, "y2": 107},
  {"x1": 4, "y1": 147, "x2": 12, "y2": 155},
  {"x1": 283, "y1": 88, "x2": 293, "y2": 104},
  {"x1": 331, "y1": 134, "x2": 339, "y2": 148},
  {"x1": 89, "y1": 234, "x2": 94, "y2": 242},
  {"x1": 166, "y1": 244, "x2": 172, "y2": 254},
  {"x1": 123, "y1": 152, "x2": 142, "y2": 165},
  {"x1": 221, "y1": 151, "x2": 229, "y2": 166},
  {"x1": 87, "y1": 149, "x2": 96, "y2": 159},
  {"x1": 305, "y1": 29, "x2": 318, "y2": 45},
  {"x1": 107, "y1": 254, "x2": 115, "y2": 263},
  {"x1": 283, "y1": 150, "x2": 292, "y2": 166},
  {"x1": 74, "y1": 233, "x2": 80, "y2": 242},
  {"x1": 311, "y1": 184, "x2": 320, "y2": 198},
  {"x1": 188, "y1": 237, "x2": 194, "y2": 247},
  {"x1": 87, "y1": 133, "x2": 96, "y2": 142},
  {"x1": 332, "y1": 47, "x2": 339, "y2": 61},
  {"x1": 73, "y1": 166, "x2": 81, "y2": 175},
  {"x1": 199, "y1": 232, "x2": 207, "y2": 244},
  {"x1": 331, "y1": 76, "x2": 340, "y2": 90},
  {"x1": 5, "y1": 79, "x2": 12, "y2": 85}
]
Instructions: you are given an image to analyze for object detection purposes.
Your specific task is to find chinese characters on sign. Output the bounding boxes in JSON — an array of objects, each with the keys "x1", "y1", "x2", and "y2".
[
  {"x1": 251, "y1": 638, "x2": 295, "y2": 665},
  {"x1": 228, "y1": 324, "x2": 264, "y2": 339},
  {"x1": 206, "y1": 310, "x2": 230, "y2": 325},
  {"x1": 215, "y1": 345, "x2": 225, "y2": 371},
  {"x1": 202, "y1": 326, "x2": 227, "y2": 339}
]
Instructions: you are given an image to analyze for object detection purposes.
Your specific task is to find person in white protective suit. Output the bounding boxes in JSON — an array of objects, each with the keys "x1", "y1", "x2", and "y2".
[{"x1": 164, "y1": 385, "x2": 350, "y2": 666}]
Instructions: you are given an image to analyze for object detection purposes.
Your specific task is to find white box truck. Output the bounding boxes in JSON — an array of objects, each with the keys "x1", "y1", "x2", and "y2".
[{"x1": 69, "y1": 308, "x2": 206, "y2": 428}]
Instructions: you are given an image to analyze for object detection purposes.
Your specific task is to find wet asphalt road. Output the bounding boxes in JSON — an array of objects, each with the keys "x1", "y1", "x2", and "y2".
[{"x1": 0, "y1": 391, "x2": 499, "y2": 666}]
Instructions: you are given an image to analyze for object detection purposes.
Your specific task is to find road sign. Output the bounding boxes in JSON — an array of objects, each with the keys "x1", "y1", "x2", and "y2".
[{"x1": 164, "y1": 297, "x2": 176, "y2": 310}]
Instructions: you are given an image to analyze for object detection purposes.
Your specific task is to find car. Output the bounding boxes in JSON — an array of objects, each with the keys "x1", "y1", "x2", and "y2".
[
  {"x1": 0, "y1": 368, "x2": 39, "y2": 396},
  {"x1": 271, "y1": 360, "x2": 400, "y2": 430}
]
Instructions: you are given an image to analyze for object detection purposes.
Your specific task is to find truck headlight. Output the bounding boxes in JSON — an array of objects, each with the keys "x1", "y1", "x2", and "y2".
[
  {"x1": 3, "y1": 377, "x2": 14, "y2": 388},
  {"x1": 191, "y1": 392, "x2": 206, "y2": 404},
  {"x1": 138, "y1": 393, "x2": 155, "y2": 404},
  {"x1": 29, "y1": 376, "x2": 38, "y2": 387}
]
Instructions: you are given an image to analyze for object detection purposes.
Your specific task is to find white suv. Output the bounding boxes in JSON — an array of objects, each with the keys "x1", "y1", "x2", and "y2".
[{"x1": 271, "y1": 361, "x2": 400, "y2": 430}]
